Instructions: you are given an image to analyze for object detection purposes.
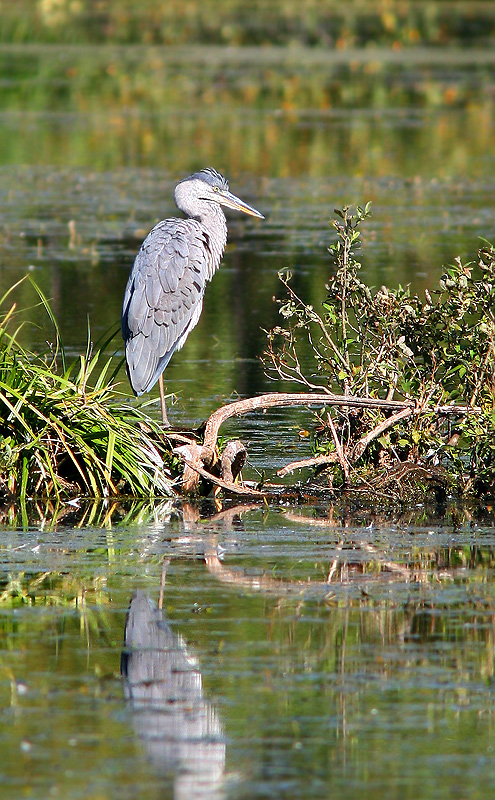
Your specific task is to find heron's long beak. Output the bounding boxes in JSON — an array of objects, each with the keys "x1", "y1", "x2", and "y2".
[{"x1": 219, "y1": 190, "x2": 265, "y2": 219}]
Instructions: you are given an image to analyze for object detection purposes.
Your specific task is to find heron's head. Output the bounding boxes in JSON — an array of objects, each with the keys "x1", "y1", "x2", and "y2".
[{"x1": 175, "y1": 167, "x2": 264, "y2": 220}]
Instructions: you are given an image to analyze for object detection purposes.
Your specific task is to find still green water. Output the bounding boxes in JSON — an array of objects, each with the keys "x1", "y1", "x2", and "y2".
[
  {"x1": 1, "y1": 40, "x2": 495, "y2": 799},
  {"x1": 1, "y1": 501, "x2": 495, "y2": 800}
]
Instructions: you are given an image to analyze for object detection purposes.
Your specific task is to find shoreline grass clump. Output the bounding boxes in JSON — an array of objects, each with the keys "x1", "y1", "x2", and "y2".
[{"x1": 0, "y1": 279, "x2": 175, "y2": 500}]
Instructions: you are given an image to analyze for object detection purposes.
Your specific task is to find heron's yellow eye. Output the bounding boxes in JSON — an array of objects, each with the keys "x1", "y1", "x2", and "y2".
[{"x1": 213, "y1": 186, "x2": 219, "y2": 192}]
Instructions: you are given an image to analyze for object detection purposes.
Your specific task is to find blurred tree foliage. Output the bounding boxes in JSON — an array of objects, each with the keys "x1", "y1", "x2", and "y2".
[{"x1": 2, "y1": 0, "x2": 495, "y2": 47}]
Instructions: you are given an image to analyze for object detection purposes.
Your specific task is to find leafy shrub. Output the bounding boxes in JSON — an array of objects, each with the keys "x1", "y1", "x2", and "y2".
[{"x1": 265, "y1": 205, "x2": 495, "y2": 496}]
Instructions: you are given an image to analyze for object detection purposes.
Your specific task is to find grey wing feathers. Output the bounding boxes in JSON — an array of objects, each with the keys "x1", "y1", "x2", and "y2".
[{"x1": 122, "y1": 219, "x2": 207, "y2": 395}]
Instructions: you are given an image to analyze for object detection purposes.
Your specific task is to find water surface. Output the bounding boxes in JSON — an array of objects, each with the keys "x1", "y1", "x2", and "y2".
[{"x1": 1, "y1": 501, "x2": 495, "y2": 799}]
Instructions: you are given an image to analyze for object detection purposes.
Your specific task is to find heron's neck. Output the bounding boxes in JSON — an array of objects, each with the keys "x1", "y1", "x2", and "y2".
[{"x1": 197, "y1": 205, "x2": 228, "y2": 280}]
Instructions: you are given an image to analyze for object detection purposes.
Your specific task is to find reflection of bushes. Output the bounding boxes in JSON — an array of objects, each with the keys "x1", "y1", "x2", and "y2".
[
  {"x1": 1, "y1": 46, "x2": 494, "y2": 187},
  {"x1": 5, "y1": 1, "x2": 495, "y2": 47},
  {"x1": 1, "y1": 46, "x2": 494, "y2": 183}
]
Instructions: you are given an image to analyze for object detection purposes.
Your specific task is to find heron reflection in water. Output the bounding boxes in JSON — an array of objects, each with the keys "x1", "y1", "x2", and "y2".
[
  {"x1": 121, "y1": 591, "x2": 225, "y2": 799},
  {"x1": 121, "y1": 168, "x2": 264, "y2": 425}
]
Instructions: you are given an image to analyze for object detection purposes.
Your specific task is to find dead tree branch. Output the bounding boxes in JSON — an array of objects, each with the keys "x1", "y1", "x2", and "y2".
[
  {"x1": 277, "y1": 453, "x2": 339, "y2": 477},
  {"x1": 174, "y1": 443, "x2": 265, "y2": 497},
  {"x1": 172, "y1": 392, "x2": 478, "y2": 496},
  {"x1": 202, "y1": 392, "x2": 417, "y2": 459},
  {"x1": 351, "y1": 406, "x2": 414, "y2": 461}
]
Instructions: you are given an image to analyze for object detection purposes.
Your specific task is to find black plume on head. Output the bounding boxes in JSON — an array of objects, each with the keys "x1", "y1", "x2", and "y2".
[{"x1": 180, "y1": 167, "x2": 229, "y2": 191}]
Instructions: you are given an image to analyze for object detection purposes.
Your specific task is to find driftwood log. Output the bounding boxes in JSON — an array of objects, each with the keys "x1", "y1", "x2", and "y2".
[{"x1": 170, "y1": 391, "x2": 478, "y2": 497}]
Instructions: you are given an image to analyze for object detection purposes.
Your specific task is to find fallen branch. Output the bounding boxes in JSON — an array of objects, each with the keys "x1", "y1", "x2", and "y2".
[
  {"x1": 170, "y1": 391, "x2": 479, "y2": 496},
  {"x1": 202, "y1": 392, "x2": 415, "y2": 460},
  {"x1": 174, "y1": 444, "x2": 265, "y2": 497},
  {"x1": 202, "y1": 392, "x2": 476, "y2": 461}
]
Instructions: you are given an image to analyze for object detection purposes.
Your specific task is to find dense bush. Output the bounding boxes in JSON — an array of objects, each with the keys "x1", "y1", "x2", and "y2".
[{"x1": 265, "y1": 205, "x2": 495, "y2": 497}]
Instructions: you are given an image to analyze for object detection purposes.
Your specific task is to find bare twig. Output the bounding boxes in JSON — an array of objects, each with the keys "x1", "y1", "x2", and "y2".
[
  {"x1": 281, "y1": 276, "x2": 350, "y2": 372},
  {"x1": 277, "y1": 453, "x2": 339, "y2": 477},
  {"x1": 351, "y1": 406, "x2": 414, "y2": 461},
  {"x1": 327, "y1": 412, "x2": 350, "y2": 480}
]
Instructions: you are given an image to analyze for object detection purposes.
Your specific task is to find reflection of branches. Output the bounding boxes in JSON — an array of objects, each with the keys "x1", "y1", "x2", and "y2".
[
  {"x1": 124, "y1": 501, "x2": 495, "y2": 595},
  {"x1": 357, "y1": 542, "x2": 412, "y2": 580},
  {"x1": 205, "y1": 540, "x2": 473, "y2": 600},
  {"x1": 181, "y1": 502, "x2": 262, "y2": 532},
  {"x1": 205, "y1": 554, "x2": 313, "y2": 595},
  {"x1": 202, "y1": 506, "x2": 473, "y2": 593},
  {"x1": 204, "y1": 545, "x2": 415, "y2": 594},
  {"x1": 280, "y1": 510, "x2": 427, "y2": 583}
]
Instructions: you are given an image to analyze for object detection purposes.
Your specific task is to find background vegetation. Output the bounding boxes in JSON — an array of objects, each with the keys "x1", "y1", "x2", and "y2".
[{"x1": 3, "y1": 0, "x2": 495, "y2": 47}]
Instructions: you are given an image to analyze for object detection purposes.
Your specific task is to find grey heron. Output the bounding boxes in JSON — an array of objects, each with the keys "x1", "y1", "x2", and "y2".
[{"x1": 121, "y1": 168, "x2": 264, "y2": 425}]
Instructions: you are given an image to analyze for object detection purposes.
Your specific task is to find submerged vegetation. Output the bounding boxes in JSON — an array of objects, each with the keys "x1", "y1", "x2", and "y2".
[{"x1": 265, "y1": 206, "x2": 495, "y2": 500}]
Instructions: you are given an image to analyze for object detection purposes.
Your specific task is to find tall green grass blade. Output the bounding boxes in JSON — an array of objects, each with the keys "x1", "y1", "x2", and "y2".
[
  {"x1": 20, "y1": 456, "x2": 29, "y2": 499},
  {"x1": 27, "y1": 277, "x2": 66, "y2": 372},
  {"x1": 105, "y1": 429, "x2": 116, "y2": 482}
]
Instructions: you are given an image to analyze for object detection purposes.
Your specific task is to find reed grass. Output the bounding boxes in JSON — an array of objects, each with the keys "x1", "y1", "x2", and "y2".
[{"x1": 0, "y1": 278, "x2": 175, "y2": 499}]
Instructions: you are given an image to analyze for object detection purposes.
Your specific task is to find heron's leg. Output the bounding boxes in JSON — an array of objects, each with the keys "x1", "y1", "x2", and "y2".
[{"x1": 158, "y1": 374, "x2": 170, "y2": 427}]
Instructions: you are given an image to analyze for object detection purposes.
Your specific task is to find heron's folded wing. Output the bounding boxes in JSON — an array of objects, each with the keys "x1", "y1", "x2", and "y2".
[{"x1": 122, "y1": 219, "x2": 208, "y2": 395}]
